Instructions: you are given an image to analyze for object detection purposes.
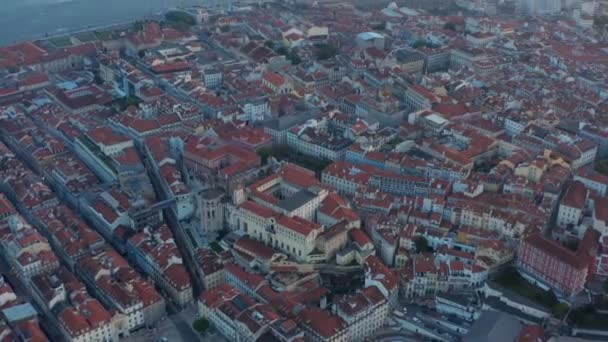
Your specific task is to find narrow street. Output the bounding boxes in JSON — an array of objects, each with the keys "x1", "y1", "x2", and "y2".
[{"x1": 0, "y1": 253, "x2": 64, "y2": 341}]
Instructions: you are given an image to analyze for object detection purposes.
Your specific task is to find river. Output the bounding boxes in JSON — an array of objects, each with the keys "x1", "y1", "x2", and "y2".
[{"x1": 0, "y1": 0, "x2": 205, "y2": 45}]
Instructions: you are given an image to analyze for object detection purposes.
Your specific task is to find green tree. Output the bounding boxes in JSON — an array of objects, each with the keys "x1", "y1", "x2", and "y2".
[
  {"x1": 443, "y1": 22, "x2": 456, "y2": 31},
  {"x1": 172, "y1": 21, "x2": 192, "y2": 32},
  {"x1": 595, "y1": 159, "x2": 608, "y2": 175},
  {"x1": 132, "y1": 21, "x2": 144, "y2": 32},
  {"x1": 569, "y1": 305, "x2": 595, "y2": 325},
  {"x1": 209, "y1": 242, "x2": 223, "y2": 253},
  {"x1": 257, "y1": 145, "x2": 290, "y2": 165},
  {"x1": 412, "y1": 40, "x2": 429, "y2": 49},
  {"x1": 288, "y1": 52, "x2": 302, "y2": 65},
  {"x1": 165, "y1": 11, "x2": 196, "y2": 26},
  {"x1": 315, "y1": 43, "x2": 337, "y2": 60},
  {"x1": 93, "y1": 74, "x2": 104, "y2": 85},
  {"x1": 594, "y1": 15, "x2": 608, "y2": 28},
  {"x1": 551, "y1": 302, "x2": 569, "y2": 319},
  {"x1": 193, "y1": 318, "x2": 210, "y2": 333},
  {"x1": 264, "y1": 40, "x2": 275, "y2": 49},
  {"x1": 414, "y1": 236, "x2": 431, "y2": 253},
  {"x1": 276, "y1": 46, "x2": 288, "y2": 55}
]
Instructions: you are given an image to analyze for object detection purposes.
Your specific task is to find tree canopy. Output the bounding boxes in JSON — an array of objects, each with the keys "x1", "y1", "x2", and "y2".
[
  {"x1": 594, "y1": 15, "x2": 608, "y2": 29},
  {"x1": 412, "y1": 39, "x2": 439, "y2": 49},
  {"x1": 316, "y1": 43, "x2": 337, "y2": 60},
  {"x1": 443, "y1": 22, "x2": 456, "y2": 31},
  {"x1": 165, "y1": 11, "x2": 196, "y2": 27},
  {"x1": 193, "y1": 318, "x2": 210, "y2": 333},
  {"x1": 595, "y1": 159, "x2": 608, "y2": 175},
  {"x1": 414, "y1": 236, "x2": 432, "y2": 253}
]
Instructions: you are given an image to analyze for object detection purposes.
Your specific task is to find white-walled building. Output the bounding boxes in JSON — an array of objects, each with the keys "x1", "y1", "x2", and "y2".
[
  {"x1": 356, "y1": 32, "x2": 385, "y2": 50},
  {"x1": 57, "y1": 300, "x2": 117, "y2": 342},
  {"x1": 450, "y1": 48, "x2": 488, "y2": 70},
  {"x1": 557, "y1": 181, "x2": 588, "y2": 228},
  {"x1": 404, "y1": 85, "x2": 440, "y2": 112},
  {"x1": 364, "y1": 256, "x2": 399, "y2": 307},
  {"x1": 574, "y1": 167, "x2": 608, "y2": 197},
  {"x1": 199, "y1": 284, "x2": 246, "y2": 342},
  {"x1": 286, "y1": 121, "x2": 352, "y2": 161},
  {"x1": 241, "y1": 100, "x2": 270, "y2": 123},
  {"x1": 334, "y1": 286, "x2": 388, "y2": 341},
  {"x1": 230, "y1": 163, "x2": 356, "y2": 263},
  {"x1": 593, "y1": 197, "x2": 608, "y2": 235},
  {"x1": 84, "y1": 127, "x2": 134, "y2": 156},
  {"x1": 233, "y1": 201, "x2": 324, "y2": 262},
  {"x1": 322, "y1": 161, "x2": 371, "y2": 196},
  {"x1": 299, "y1": 307, "x2": 349, "y2": 342}
]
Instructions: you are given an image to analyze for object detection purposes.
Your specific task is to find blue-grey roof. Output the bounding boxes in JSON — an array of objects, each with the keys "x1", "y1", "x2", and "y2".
[
  {"x1": 2, "y1": 303, "x2": 37, "y2": 323},
  {"x1": 357, "y1": 32, "x2": 384, "y2": 41},
  {"x1": 277, "y1": 189, "x2": 317, "y2": 212}
]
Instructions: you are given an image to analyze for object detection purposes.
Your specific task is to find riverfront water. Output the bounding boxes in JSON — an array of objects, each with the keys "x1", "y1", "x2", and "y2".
[{"x1": 0, "y1": 0, "x2": 204, "y2": 45}]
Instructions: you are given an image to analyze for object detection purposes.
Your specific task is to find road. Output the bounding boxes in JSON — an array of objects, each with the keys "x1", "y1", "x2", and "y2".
[
  {"x1": 127, "y1": 304, "x2": 230, "y2": 342},
  {"x1": 373, "y1": 327, "x2": 422, "y2": 342},
  {"x1": 129, "y1": 305, "x2": 202, "y2": 342},
  {"x1": 141, "y1": 145, "x2": 205, "y2": 296}
]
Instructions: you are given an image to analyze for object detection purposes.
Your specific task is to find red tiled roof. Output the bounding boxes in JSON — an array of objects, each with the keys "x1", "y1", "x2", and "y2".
[
  {"x1": 595, "y1": 197, "x2": 608, "y2": 223},
  {"x1": 234, "y1": 236, "x2": 275, "y2": 260},
  {"x1": 432, "y1": 103, "x2": 472, "y2": 119},
  {"x1": 319, "y1": 193, "x2": 359, "y2": 222},
  {"x1": 364, "y1": 255, "x2": 398, "y2": 291},
  {"x1": 87, "y1": 127, "x2": 130, "y2": 146},
  {"x1": 184, "y1": 139, "x2": 260, "y2": 166},
  {"x1": 263, "y1": 72, "x2": 285, "y2": 87},
  {"x1": 523, "y1": 234, "x2": 586, "y2": 270},
  {"x1": 57, "y1": 298, "x2": 111, "y2": 339},
  {"x1": 241, "y1": 201, "x2": 276, "y2": 219},
  {"x1": 79, "y1": 298, "x2": 112, "y2": 328},
  {"x1": 224, "y1": 263, "x2": 265, "y2": 289},
  {"x1": 18, "y1": 72, "x2": 49, "y2": 87},
  {"x1": 58, "y1": 308, "x2": 89, "y2": 337},
  {"x1": 200, "y1": 283, "x2": 240, "y2": 308},
  {"x1": 164, "y1": 263, "x2": 191, "y2": 291},
  {"x1": 299, "y1": 308, "x2": 346, "y2": 338},
  {"x1": 350, "y1": 229, "x2": 372, "y2": 247},
  {"x1": 151, "y1": 61, "x2": 190, "y2": 74},
  {"x1": 129, "y1": 118, "x2": 159, "y2": 133},
  {"x1": 576, "y1": 166, "x2": 608, "y2": 186},
  {"x1": 278, "y1": 163, "x2": 320, "y2": 188},
  {"x1": 114, "y1": 147, "x2": 141, "y2": 166},
  {"x1": 276, "y1": 215, "x2": 321, "y2": 237},
  {"x1": 409, "y1": 84, "x2": 440, "y2": 103},
  {"x1": 16, "y1": 320, "x2": 47, "y2": 342},
  {"x1": 561, "y1": 181, "x2": 587, "y2": 209},
  {"x1": 517, "y1": 325, "x2": 545, "y2": 342},
  {"x1": 131, "y1": 279, "x2": 163, "y2": 306},
  {"x1": 0, "y1": 195, "x2": 13, "y2": 218},
  {"x1": 93, "y1": 201, "x2": 118, "y2": 224}
]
